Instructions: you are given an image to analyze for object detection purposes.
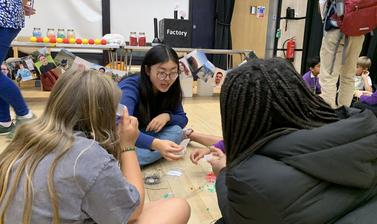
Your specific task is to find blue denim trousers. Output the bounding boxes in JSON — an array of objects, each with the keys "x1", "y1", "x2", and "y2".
[
  {"x1": 136, "y1": 125, "x2": 183, "y2": 166},
  {"x1": 0, "y1": 27, "x2": 29, "y2": 122}
]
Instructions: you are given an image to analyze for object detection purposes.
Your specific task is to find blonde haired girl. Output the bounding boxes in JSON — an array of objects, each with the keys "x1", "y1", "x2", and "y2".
[{"x1": 0, "y1": 70, "x2": 190, "y2": 224}]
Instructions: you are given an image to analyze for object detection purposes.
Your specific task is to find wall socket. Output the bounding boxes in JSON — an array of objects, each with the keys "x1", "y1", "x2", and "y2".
[{"x1": 250, "y1": 6, "x2": 257, "y2": 14}]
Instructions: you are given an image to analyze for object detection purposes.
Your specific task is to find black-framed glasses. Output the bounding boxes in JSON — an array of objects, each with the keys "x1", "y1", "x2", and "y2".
[{"x1": 157, "y1": 71, "x2": 179, "y2": 81}]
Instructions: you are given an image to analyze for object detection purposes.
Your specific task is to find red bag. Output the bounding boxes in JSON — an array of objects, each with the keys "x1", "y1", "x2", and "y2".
[
  {"x1": 337, "y1": 0, "x2": 377, "y2": 36},
  {"x1": 40, "y1": 68, "x2": 60, "y2": 91}
]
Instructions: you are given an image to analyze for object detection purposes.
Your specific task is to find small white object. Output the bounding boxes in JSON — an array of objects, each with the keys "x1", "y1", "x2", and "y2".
[
  {"x1": 102, "y1": 34, "x2": 125, "y2": 46},
  {"x1": 175, "y1": 139, "x2": 190, "y2": 157},
  {"x1": 167, "y1": 169, "x2": 182, "y2": 177},
  {"x1": 179, "y1": 138, "x2": 190, "y2": 148},
  {"x1": 204, "y1": 154, "x2": 214, "y2": 161},
  {"x1": 116, "y1": 104, "x2": 126, "y2": 117}
]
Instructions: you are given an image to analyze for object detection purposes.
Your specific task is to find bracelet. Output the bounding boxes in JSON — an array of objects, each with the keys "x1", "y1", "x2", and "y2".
[{"x1": 121, "y1": 146, "x2": 136, "y2": 153}]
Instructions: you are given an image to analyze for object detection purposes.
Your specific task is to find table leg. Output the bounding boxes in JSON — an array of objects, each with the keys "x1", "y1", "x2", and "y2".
[
  {"x1": 115, "y1": 50, "x2": 118, "y2": 69},
  {"x1": 124, "y1": 50, "x2": 128, "y2": 72},
  {"x1": 128, "y1": 51, "x2": 133, "y2": 72},
  {"x1": 108, "y1": 51, "x2": 112, "y2": 69}
]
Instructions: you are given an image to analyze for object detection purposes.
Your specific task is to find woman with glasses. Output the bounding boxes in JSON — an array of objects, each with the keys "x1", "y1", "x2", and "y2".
[
  {"x1": 118, "y1": 45, "x2": 187, "y2": 166},
  {"x1": 1, "y1": 63, "x2": 11, "y2": 79}
]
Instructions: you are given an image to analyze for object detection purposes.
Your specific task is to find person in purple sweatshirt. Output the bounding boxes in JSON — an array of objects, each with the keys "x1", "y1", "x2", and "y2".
[
  {"x1": 353, "y1": 90, "x2": 377, "y2": 115},
  {"x1": 118, "y1": 45, "x2": 188, "y2": 166},
  {"x1": 302, "y1": 57, "x2": 321, "y2": 94}
]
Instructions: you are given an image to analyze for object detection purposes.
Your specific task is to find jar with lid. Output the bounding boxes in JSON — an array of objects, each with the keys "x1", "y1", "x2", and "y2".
[
  {"x1": 138, "y1": 32, "x2": 146, "y2": 46},
  {"x1": 57, "y1": 29, "x2": 66, "y2": 39},
  {"x1": 67, "y1": 29, "x2": 75, "y2": 39},
  {"x1": 46, "y1": 28, "x2": 56, "y2": 38},
  {"x1": 129, "y1": 32, "x2": 138, "y2": 46},
  {"x1": 32, "y1": 28, "x2": 42, "y2": 38}
]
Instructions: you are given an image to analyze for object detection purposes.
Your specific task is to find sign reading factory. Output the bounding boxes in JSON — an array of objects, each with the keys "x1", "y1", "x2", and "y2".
[{"x1": 159, "y1": 18, "x2": 192, "y2": 48}]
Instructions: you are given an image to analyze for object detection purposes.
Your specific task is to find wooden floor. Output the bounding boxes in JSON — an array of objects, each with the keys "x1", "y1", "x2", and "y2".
[{"x1": 0, "y1": 85, "x2": 223, "y2": 224}]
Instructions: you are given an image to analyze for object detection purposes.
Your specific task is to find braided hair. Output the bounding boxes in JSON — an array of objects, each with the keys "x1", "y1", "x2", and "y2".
[{"x1": 220, "y1": 58, "x2": 339, "y2": 167}]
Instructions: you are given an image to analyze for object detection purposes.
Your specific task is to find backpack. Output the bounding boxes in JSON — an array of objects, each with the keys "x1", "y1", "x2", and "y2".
[{"x1": 334, "y1": 0, "x2": 377, "y2": 36}]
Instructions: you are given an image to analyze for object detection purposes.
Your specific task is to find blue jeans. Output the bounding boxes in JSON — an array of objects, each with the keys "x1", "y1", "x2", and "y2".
[
  {"x1": 137, "y1": 125, "x2": 183, "y2": 166},
  {"x1": 0, "y1": 28, "x2": 29, "y2": 122}
]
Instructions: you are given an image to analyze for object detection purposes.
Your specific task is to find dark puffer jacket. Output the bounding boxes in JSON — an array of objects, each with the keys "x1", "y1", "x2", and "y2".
[{"x1": 216, "y1": 109, "x2": 377, "y2": 224}]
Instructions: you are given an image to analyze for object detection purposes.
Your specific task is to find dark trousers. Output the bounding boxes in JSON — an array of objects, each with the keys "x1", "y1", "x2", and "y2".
[{"x1": 0, "y1": 27, "x2": 29, "y2": 122}]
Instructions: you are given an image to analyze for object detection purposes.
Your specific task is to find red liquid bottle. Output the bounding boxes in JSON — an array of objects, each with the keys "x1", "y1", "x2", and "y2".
[
  {"x1": 129, "y1": 32, "x2": 138, "y2": 46},
  {"x1": 138, "y1": 32, "x2": 146, "y2": 46}
]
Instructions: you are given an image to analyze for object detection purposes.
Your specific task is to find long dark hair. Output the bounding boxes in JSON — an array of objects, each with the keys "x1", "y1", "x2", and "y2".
[
  {"x1": 138, "y1": 45, "x2": 182, "y2": 127},
  {"x1": 220, "y1": 58, "x2": 339, "y2": 167}
]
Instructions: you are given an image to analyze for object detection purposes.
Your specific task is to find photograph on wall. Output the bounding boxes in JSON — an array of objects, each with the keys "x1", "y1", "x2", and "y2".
[
  {"x1": 186, "y1": 50, "x2": 208, "y2": 74},
  {"x1": 195, "y1": 60, "x2": 216, "y2": 83},
  {"x1": 6, "y1": 57, "x2": 36, "y2": 81},
  {"x1": 1, "y1": 63, "x2": 13, "y2": 79},
  {"x1": 90, "y1": 63, "x2": 127, "y2": 82},
  {"x1": 22, "y1": 56, "x2": 36, "y2": 73},
  {"x1": 179, "y1": 57, "x2": 192, "y2": 79},
  {"x1": 16, "y1": 62, "x2": 33, "y2": 82},
  {"x1": 54, "y1": 49, "x2": 76, "y2": 71},
  {"x1": 90, "y1": 63, "x2": 108, "y2": 74},
  {"x1": 212, "y1": 68, "x2": 227, "y2": 87},
  {"x1": 34, "y1": 54, "x2": 57, "y2": 74},
  {"x1": 110, "y1": 69, "x2": 127, "y2": 82},
  {"x1": 71, "y1": 56, "x2": 93, "y2": 71}
]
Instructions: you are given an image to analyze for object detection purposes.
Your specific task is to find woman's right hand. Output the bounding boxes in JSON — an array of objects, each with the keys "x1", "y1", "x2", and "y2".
[
  {"x1": 190, "y1": 147, "x2": 210, "y2": 165},
  {"x1": 118, "y1": 106, "x2": 139, "y2": 147},
  {"x1": 152, "y1": 139, "x2": 183, "y2": 161},
  {"x1": 208, "y1": 147, "x2": 226, "y2": 176}
]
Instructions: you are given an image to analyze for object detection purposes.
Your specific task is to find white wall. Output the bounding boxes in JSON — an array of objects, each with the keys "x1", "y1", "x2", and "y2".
[
  {"x1": 18, "y1": 0, "x2": 189, "y2": 43},
  {"x1": 19, "y1": 0, "x2": 102, "y2": 39},
  {"x1": 110, "y1": 0, "x2": 189, "y2": 43}
]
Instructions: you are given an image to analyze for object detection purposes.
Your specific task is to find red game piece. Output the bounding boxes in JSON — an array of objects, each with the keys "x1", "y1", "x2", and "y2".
[{"x1": 49, "y1": 37, "x2": 57, "y2": 43}]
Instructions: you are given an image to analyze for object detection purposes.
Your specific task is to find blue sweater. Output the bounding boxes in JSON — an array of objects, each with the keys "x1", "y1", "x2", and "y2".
[{"x1": 118, "y1": 75, "x2": 188, "y2": 149}]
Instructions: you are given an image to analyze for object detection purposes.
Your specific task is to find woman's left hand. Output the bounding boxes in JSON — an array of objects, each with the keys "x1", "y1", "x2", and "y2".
[
  {"x1": 146, "y1": 113, "x2": 170, "y2": 132},
  {"x1": 23, "y1": 3, "x2": 36, "y2": 16},
  {"x1": 207, "y1": 146, "x2": 226, "y2": 176}
]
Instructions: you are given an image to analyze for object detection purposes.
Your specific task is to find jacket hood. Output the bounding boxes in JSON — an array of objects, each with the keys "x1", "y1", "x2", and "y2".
[{"x1": 259, "y1": 109, "x2": 377, "y2": 189}]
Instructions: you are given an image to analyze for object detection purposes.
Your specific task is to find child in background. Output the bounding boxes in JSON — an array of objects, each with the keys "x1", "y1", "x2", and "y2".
[
  {"x1": 302, "y1": 57, "x2": 321, "y2": 94},
  {"x1": 354, "y1": 56, "x2": 373, "y2": 93}
]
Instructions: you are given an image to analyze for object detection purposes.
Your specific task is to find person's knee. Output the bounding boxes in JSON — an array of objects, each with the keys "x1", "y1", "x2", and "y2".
[
  {"x1": 164, "y1": 125, "x2": 183, "y2": 134},
  {"x1": 136, "y1": 148, "x2": 162, "y2": 166},
  {"x1": 159, "y1": 125, "x2": 183, "y2": 143},
  {"x1": 167, "y1": 198, "x2": 191, "y2": 222}
]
